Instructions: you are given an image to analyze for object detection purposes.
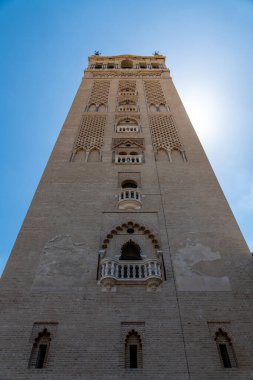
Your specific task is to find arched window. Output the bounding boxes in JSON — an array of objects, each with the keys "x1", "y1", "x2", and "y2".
[
  {"x1": 156, "y1": 148, "x2": 168, "y2": 161},
  {"x1": 159, "y1": 104, "x2": 167, "y2": 112},
  {"x1": 74, "y1": 148, "x2": 86, "y2": 162},
  {"x1": 28, "y1": 328, "x2": 51, "y2": 369},
  {"x1": 214, "y1": 329, "x2": 237, "y2": 368},
  {"x1": 120, "y1": 240, "x2": 141, "y2": 260},
  {"x1": 121, "y1": 180, "x2": 137, "y2": 189},
  {"x1": 88, "y1": 103, "x2": 96, "y2": 112},
  {"x1": 125, "y1": 330, "x2": 143, "y2": 368},
  {"x1": 139, "y1": 62, "x2": 147, "y2": 69},
  {"x1": 117, "y1": 118, "x2": 139, "y2": 131},
  {"x1": 97, "y1": 103, "x2": 106, "y2": 112},
  {"x1": 149, "y1": 104, "x2": 157, "y2": 112},
  {"x1": 88, "y1": 149, "x2": 100, "y2": 162},
  {"x1": 121, "y1": 60, "x2": 133, "y2": 69}
]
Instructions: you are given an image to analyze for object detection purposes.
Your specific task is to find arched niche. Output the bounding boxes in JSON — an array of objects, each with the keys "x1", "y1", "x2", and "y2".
[
  {"x1": 98, "y1": 103, "x2": 106, "y2": 112},
  {"x1": 125, "y1": 330, "x2": 143, "y2": 369},
  {"x1": 149, "y1": 104, "x2": 157, "y2": 112},
  {"x1": 74, "y1": 149, "x2": 86, "y2": 162},
  {"x1": 121, "y1": 180, "x2": 137, "y2": 189},
  {"x1": 159, "y1": 104, "x2": 167, "y2": 112},
  {"x1": 119, "y1": 99, "x2": 136, "y2": 106},
  {"x1": 117, "y1": 117, "x2": 139, "y2": 127},
  {"x1": 171, "y1": 148, "x2": 183, "y2": 163},
  {"x1": 121, "y1": 60, "x2": 133, "y2": 69},
  {"x1": 101, "y1": 221, "x2": 160, "y2": 260},
  {"x1": 88, "y1": 149, "x2": 100, "y2": 162},
  {"x1": 156, "y1": 149, "x2": 169, "y2": 161},
  {"x1": 120, "y1": 240, "x2": 141, "y2": 260},
  {"x1": 88, "y1": 103, "x2": 96, "y2": 112}
]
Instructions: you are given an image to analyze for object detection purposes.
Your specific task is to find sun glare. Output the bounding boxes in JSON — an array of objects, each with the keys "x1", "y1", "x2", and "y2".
[{"x1": 181, "y1": 86, "x2": 223, "y2": 145}]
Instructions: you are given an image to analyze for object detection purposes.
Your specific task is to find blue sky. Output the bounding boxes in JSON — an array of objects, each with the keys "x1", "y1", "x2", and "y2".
[{"x1": 0, "y1": 0, "x2": 253, "y2": 275}]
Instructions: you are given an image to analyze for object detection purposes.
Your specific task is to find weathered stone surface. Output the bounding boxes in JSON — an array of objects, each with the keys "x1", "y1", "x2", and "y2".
[{"x1": 0, "y1": 54, "x2": 252, "y2": 379}]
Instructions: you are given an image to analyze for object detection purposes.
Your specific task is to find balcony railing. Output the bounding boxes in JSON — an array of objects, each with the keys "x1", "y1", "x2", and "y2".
[
  {"x1": 118, "y1": 106, "x2": 138, "y2": 112},
  {"x1": 115, "y1": 154, "x2": 143, "y2": 164},
  {"x1": 99, "y1": 258, "x2": 163, "y2": 290},
  {"x1": 118, "y1": 188, "x2": 142, "y2": 209},
  {"x1": 116, "y1": 125, "x2": 139, "y2": 133}
]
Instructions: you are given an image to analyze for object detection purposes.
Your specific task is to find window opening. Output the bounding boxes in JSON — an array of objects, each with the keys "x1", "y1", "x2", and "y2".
[
  {"x1": 36, "y1": 344, "x2": 47, "y2": 369},
  {"x1": 219, "y1": 344, "x2": 232, "y2": 368},
  {"x1": 122, "y1": 180, "x2": 137, "y2": 189},
  {"x1": 129, "y1": 345, "x2": 138, "y2": 368},
  {"x1": 120, "y1": 240, "x2": 141, "y2": 260},
  {"x1": 214, "y1": 328, "x2": 237, "y2": 368},
  {"x1": 125, "y1": 330, "x2": 143, "y2": 369}
]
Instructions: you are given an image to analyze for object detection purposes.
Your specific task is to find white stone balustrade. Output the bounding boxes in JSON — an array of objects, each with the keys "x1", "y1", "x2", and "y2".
[
  {"x1": 115, "y1": 154, "x2": 142, "y2": 164},
  {"x1": 116, "y1": 125, "x2": 139, "y2": 133},
  {"x1": 100, "y1": 258, "x2": 162, "y2": 282},
  {"x1": 118, "y1": 188, "x2": 142, "y2": 209}
]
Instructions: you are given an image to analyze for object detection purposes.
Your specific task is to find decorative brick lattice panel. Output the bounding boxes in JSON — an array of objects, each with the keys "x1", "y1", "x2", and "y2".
[
  {"x1": 144, "y1": 80, "x2": 166, "y2": 105},
  {"x1": 119, "y1": 80, "x2": 136, "y2": 92},
  {"x1": 73, "y1": 115, "x2": 106, "y2": 152},
  {"x1": 149, "y1": 114, "x2": 183, "y2": 151},
  {"x1": 88, "y1": 80, "x2": 110, "y2": 106}
]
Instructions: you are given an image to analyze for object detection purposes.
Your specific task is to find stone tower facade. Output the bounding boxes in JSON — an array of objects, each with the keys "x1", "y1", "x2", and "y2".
[{"x1": 1, "y1": 54, "x2": 253, "y2": 380}]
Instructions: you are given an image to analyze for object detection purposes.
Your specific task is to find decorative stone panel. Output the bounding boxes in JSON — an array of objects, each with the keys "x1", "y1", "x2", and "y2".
[
  {"x1": 119, "y1": 80, "x2": 136, "y2": 92},
  {"x1": 88, "y1": 80, "x2": 110, "y2": 106},
  {"x1": 144, "y1": 80, "x2": 166, "y2": 105},
  {"x1": 72, "y1": 114, "x2": 106, "y2": 154},
  {"x1": 149, "y1": 114, "x2": 183, "y2": 152}
]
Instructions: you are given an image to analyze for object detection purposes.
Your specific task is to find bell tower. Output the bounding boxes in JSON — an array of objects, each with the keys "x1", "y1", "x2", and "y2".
[{"x1": 1, "y1": 54, "x2": 253, "y2": 379}]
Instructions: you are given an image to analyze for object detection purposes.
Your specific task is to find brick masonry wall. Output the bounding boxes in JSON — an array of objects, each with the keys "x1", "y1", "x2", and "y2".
[{"x1": 0, "y1": 55, "x2": 252, "y2": 380}]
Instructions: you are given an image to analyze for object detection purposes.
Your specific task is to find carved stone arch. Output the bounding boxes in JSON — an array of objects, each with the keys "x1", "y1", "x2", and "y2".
[
  {"x1": 74, "y1": 147, "x2": 86, "y2": 162},
  {"x1": 156, "y1": 148, "x2": 169, "y2": 162},
  {"x1": 117, "y1": 116, "x2": 139, "y2": 127},
  {"x1": 159, "y1": 103, "x2": 167, "y2": 112},
  {"x1": 171, "y1": 147, "x2": 186, "y2": 163},
  {"x1": 214, "y1": 328, "x2": 238, "y2": 368},
  {"x1": 120, "y1": 240, "x2": 141, "y2": 260},
  {"x1": 124, "y1": 329, "x2": 143, "y2": 368},
  {"x1": 28, "y1": 328, "x2": 51, "y2": 369},
  {"x1": 88, "y1": 103, "x2": 96, "y2": 112},
  {"x1": 149, "y1": 103, "x2": 157, "y2": 112},
  {"x1": 101, "y1": 221, "x2": 160, "y2": 250},
  {"x1": 214, "y1": 328, "x2": 232, "y2": 344},
  {"x1": 125, "y1": 329, "x2": 142, "y2": 346},
  {"x1": 97, "y1": 103, "x2": 106, "y2": 112},
  {"x1": 119, "y1": 99, "x2": 136, "y2": 106},
  {"x1": 121, "y1": 179, "x2": 138, "y2": 188},
  {"x1": 87, "y1": 147, "x2": 101, "y2": 162}
]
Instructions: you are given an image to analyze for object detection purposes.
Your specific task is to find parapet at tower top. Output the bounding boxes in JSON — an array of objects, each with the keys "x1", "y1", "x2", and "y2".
[{"x1": 87, "y1": 54, "x2": 168, "y2": 70}]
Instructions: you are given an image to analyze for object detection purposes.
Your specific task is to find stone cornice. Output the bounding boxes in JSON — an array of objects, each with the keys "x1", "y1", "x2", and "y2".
[{"x1": 87, "y1": 69, "x2": 170, "y2": 78}]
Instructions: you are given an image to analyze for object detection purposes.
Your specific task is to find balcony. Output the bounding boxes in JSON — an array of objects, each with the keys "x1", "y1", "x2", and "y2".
[
  {"x1": 99, "y1": 258, "x2": 163, "y2": 291},
  {"x1": 118, "y1": 106, "x2": 139, "y2": 112},
  {"x1": 115, "y1": 154, "x2": 143, "y2": 164},
  {"x1": 116, "y1": 125, "x2": 139, "y2": 133},
  {"x1": 118, "y1": 188, "x2": 142, "y2": 209}
]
